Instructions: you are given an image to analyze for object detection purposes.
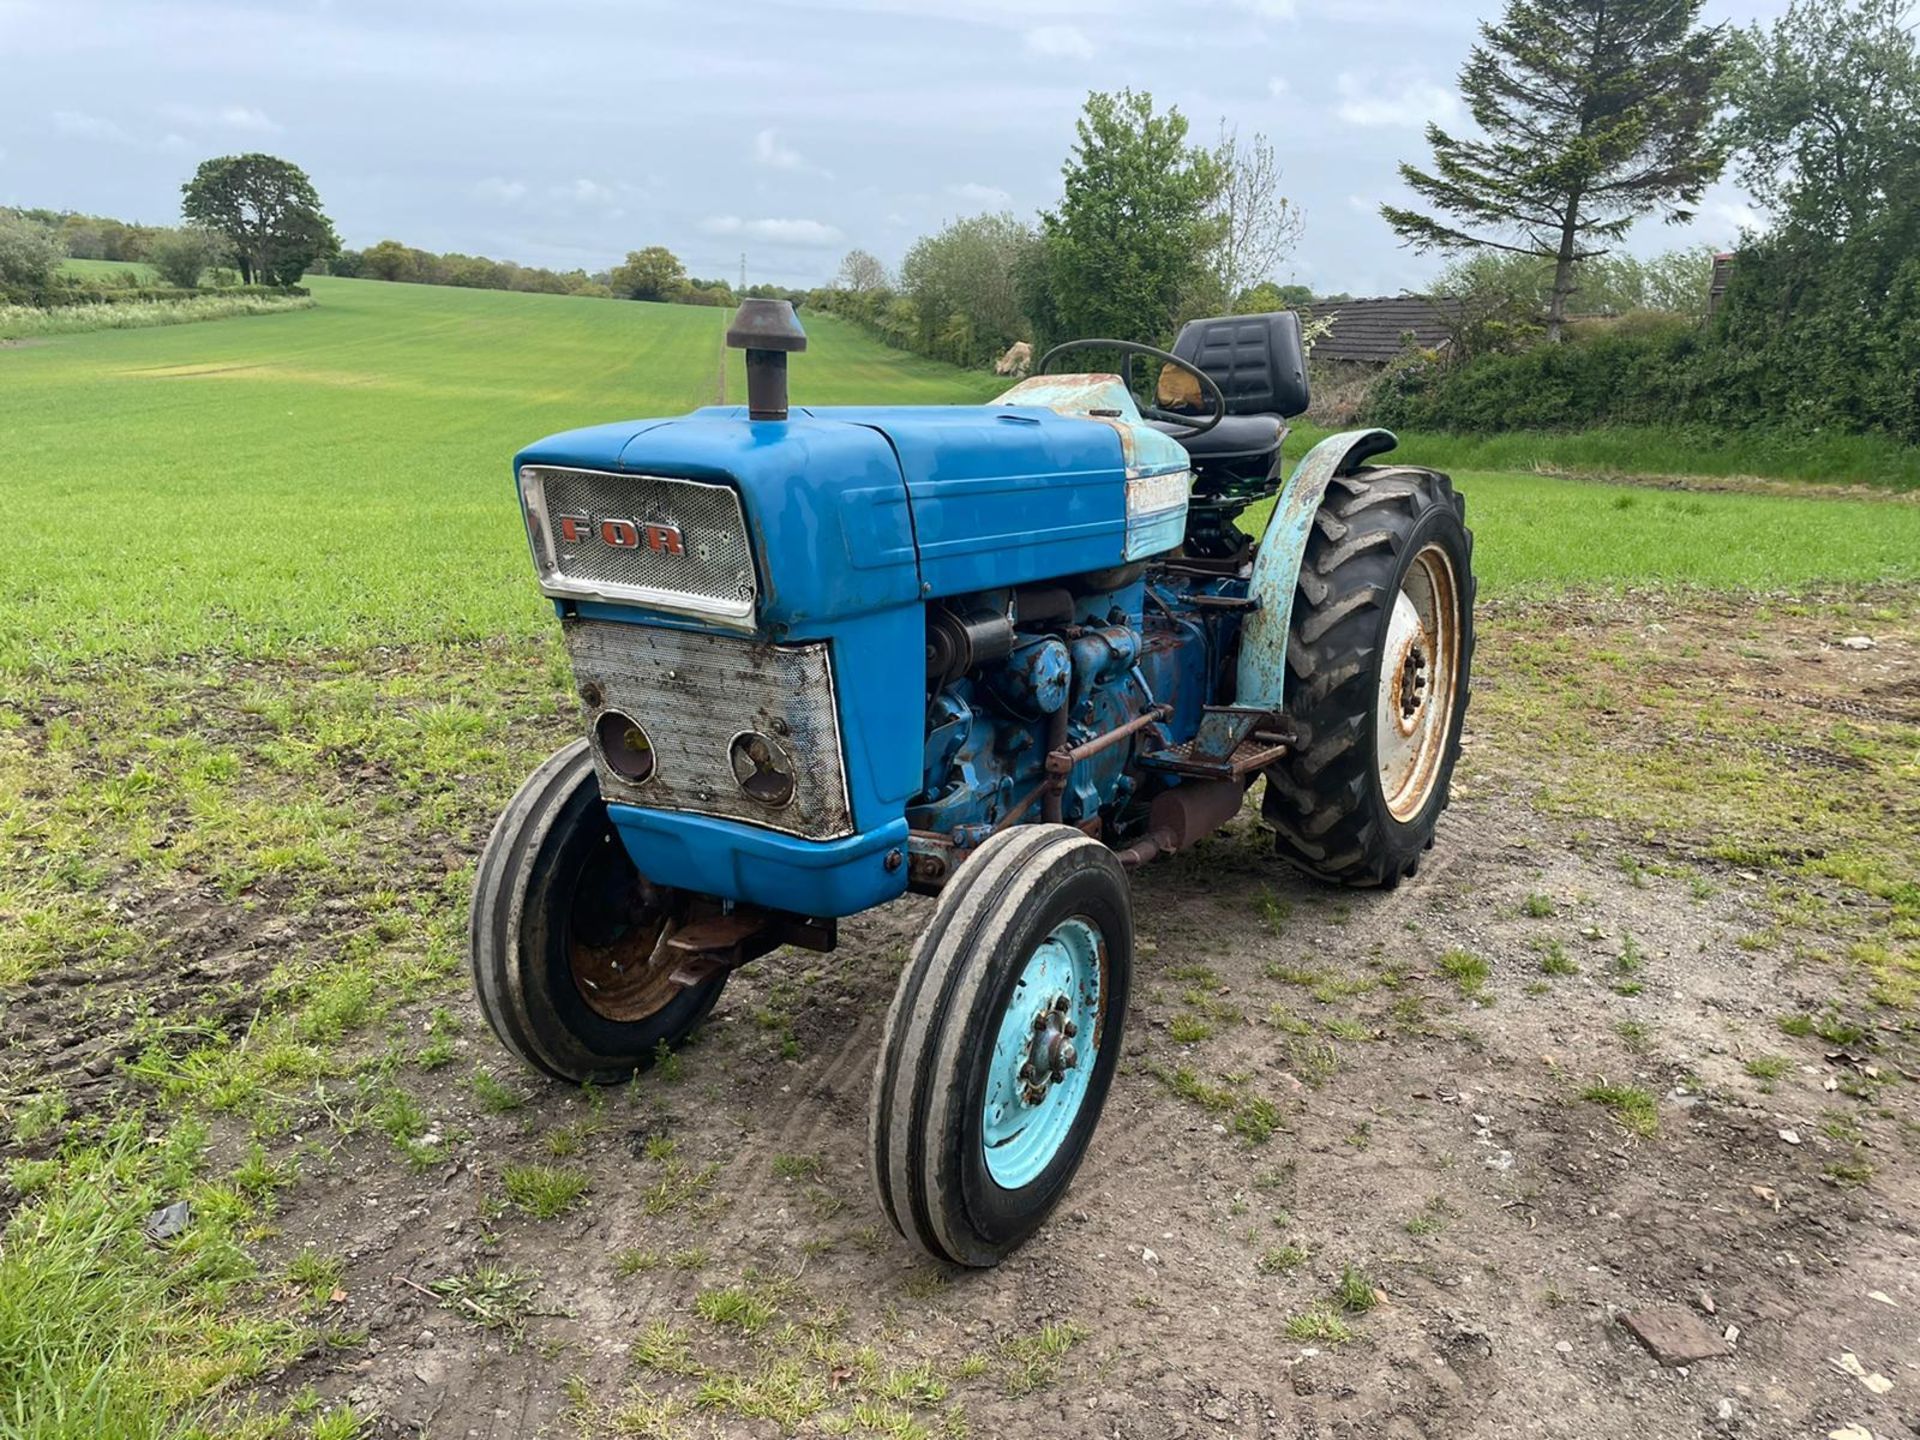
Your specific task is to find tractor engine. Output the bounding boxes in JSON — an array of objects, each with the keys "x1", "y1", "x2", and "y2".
[{"x1": 909, "y1": 569, "x2": 1250, "y2": 861}]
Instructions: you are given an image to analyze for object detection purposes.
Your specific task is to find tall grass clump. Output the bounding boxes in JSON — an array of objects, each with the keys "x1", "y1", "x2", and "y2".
[{"x1": 0, "y1": 293, "x2": 314, "y2": 340}]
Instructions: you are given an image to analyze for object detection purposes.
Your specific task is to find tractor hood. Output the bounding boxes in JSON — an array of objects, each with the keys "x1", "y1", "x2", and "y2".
[{"x1": 515, "y1": 398, "x2": 1185, "y2": 631}]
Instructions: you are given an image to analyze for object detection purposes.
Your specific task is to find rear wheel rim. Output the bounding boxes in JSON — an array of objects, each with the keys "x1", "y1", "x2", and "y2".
[
  {"x1": 565, "y1": 827, "x2": 682, "y2": 1023},
  {"x1": 982, "y1": 917, "x2": 1103, "y2": 1189},
  {"x1": 1376, "y1": 541, "x2": 1462, "y2": 823}
]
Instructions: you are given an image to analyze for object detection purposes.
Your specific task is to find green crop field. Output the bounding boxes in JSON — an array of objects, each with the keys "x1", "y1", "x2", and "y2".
[
  {"x1": 2, "y1": 279, "x2": 1918, "y2": 1440},
  {"x1": 4, "y1": 276, "x2": 1917, "y2": 676}
]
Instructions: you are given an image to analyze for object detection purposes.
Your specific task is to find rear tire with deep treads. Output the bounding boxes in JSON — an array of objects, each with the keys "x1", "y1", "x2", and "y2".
[
  {"x1": 1262, "y1": 464, "x2": 1475, "y2": 888},
  {"x1": 870, "y1": 825, "x2": 1132, "y2": 1267},
  {"x1": 469, "y1": 740, "x2": 727, "y2": 1084}
]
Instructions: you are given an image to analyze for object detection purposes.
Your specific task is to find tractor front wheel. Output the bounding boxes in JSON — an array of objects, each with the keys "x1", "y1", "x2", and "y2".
[
  {"x1": 1263, "y1": 464, "x2": 1475, "y2": 887},
  {"x1": 469, "y1": 741, "x2": 728, "y2": 1084},
  {"x1": 869, "y1": 826, "x2": 1132, "y2": 1266}
]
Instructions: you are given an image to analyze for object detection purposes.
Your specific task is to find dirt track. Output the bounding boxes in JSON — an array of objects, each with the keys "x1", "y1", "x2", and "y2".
[{"x1": 4, "y1": 594, "x2": 1917, "y2": 1439}]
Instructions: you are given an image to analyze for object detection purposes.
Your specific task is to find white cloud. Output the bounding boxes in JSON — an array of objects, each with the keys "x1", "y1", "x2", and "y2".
[
  {"x1": 1347, "y1": 194, "x2": 1379, "y2": 214},
  {"x1": 1024, "y1": 24, "x2": 1092, "y2": 59},
  {"x1": 948, "y1": 181, "x2": 1010, "y2": 207},
  {"x1": 1233, "y1": 0, "x2": 1297, "y2": 17},
  {"x1": 158, "y1": 102, "x2": 282, "y2": 134},
  {"x1": 53, "y1": 109, "x2": 129, "y2": 142},
  {"x1": 1333, "y1": 72, "x2": 1461, "y2": 128},
  {"x1": 559, "y1": 178, "x2": 617, "y2": 205},
  {"x1": 752, "y1": 127, "x2": 831, "y2": 179},
  {"x1": 701, "y1": 215, "x2": 845, "y2": 247},
  {"x1": 1267, "y1": 77, "x2": 1289, "y2": 99},
  {"x1": 474, "y1": 176, "x2": 527, "y2": 204}
]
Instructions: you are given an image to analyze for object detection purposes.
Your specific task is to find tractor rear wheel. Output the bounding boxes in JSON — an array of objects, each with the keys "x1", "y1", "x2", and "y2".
[
  {"x1": 1262, "y1": 465, "x2": 1474, "y2": 887},
  {"x1": 869, "y1": 825, "x2": 1132, "y2": 1266},
  {"x1": 469, "y1": 740, "x2": 727, "y2": 1084}
]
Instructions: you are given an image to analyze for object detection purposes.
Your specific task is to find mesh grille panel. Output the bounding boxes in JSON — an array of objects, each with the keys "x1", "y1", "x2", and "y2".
[
  {"x1": 520, "y1": 466, "x2": 757, "y2": 622},
  {"x1": 564, "y1": 619, "x2": 853, "y2": 840}
]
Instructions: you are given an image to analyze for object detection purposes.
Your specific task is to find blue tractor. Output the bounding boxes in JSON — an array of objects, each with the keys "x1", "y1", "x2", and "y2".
[{"x1": 470, "y1": 300, "x2": 1474, "y2": 1266}]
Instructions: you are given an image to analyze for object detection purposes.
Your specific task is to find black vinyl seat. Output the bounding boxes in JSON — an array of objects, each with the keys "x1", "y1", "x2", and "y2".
[{"x1": 1146, "y1": 413, "x2": 1286, "y2": 464}]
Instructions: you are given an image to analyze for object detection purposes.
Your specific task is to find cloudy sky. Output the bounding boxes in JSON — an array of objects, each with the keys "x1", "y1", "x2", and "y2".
[{"x1": 2, "y1": 0, "x2": 1780, "y2": 295}]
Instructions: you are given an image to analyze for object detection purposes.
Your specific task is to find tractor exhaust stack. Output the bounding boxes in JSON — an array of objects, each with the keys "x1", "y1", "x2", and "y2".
[{"x1": 726, "y1": 298, "x2": 808, "y2": 421}]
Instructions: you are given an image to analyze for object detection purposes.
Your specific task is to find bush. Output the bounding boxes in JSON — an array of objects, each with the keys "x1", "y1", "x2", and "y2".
[
  {"x1": 0, "y1": 213, "x2": 65, "y2": 305},
  {"x1": 145, "y1": 228, "x2": 227, "y2": 290}
]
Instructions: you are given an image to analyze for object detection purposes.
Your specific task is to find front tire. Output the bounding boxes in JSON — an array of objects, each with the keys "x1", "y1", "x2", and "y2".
[
  {"x1": 870, "y1": 826, "x2": 1132, "y2": 1267},
  {"x1": 1262, "y1": 464, "x2": 1475, "y2": 887},
  {"x1": 469, "y1": 741, "x2": 727, "y2": 1084}
]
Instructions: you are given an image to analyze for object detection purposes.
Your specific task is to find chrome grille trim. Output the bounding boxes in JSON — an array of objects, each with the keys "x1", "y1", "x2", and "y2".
[
  {"x1": 563, "y1": 619, "x2": 854, "y2": 841},
  {"x1": 519, "y1": 465, "x2": 757, "y2": 626}
]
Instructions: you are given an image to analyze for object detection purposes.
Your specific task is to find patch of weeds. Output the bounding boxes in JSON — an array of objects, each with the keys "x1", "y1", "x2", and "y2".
[
  {"x1": 615, "y1": 1249, "x2": 660, "y2": 1277},
  {"x1": 901, "y1": 1266, "x2": 949, "y2": 1299},
  {"x1": 10, "y1": 1091, "x2": 67, "y2": 1145},
  {"x1": 1614, "y1": 1020, "x2": 1652, "y2": 1054},
  {"x1": 286, "y1": 1248, "x2": 344, "y2": 1307},
  {"x1": 1168, "y1": 963, "x2": 1221, "y2": 985},
  {"x1": 1233, "y1": 1097, "x2": 1280, "y2": 1145},
  {"x1": 544, "y1": 1119, "x2": 597, "y2": 1159},
  {"x1": 1815, "y1": 1013, "x2": 1870, "y2": 1047},
  {"x1": 695, "y1": 1283, "x2": 778, "y2": 1335},
  {"x1": 999, "y1": 1321, "x2": 1086, "y2": 1396},
  {"x1": 1405, "y1": 1195, "x2": 1454, "y2": 1237},
  {"x1": 1335, "y1": 1263, "x2": 1379, "y2": 1312},
  {"x1": 472, "y1": 1070, "x2": 525, "y2": 1113},
  {"x1": 1257, "y1": 1245, "x2": 1308, "y2": 1274},
  {"x1": 1263, "y1": 963, "x2": 1322, "y2": 987},
  {"x1": 1616, "y1": 933, "x2": 1645, "y2": 973},
  {"x1": 650, "y1": 1039, "x2": 684, "y2": 1081},
  {"x1": 1344, "y1": 1121, "x2": 1372, "y2": 1150},
  {"x1": 1579, "y1": 1083, "x2": 1658, "y2": 1138},
  {"x1": 611, "y1": 1387, "x2": 690, "y2": 1439},
  {"x1": 1283, "y1": 1306, "x2": 1353, "y2": 1344},
  {"x1": 1744, "y1": 1054, "x2": 1791, "y2": 1087},
  {"x1": 632, "y1": 1321, "x2": 703, "y2": 1378},
  {"x1": 311, "y1": 1408, "x2": 372, "y2": 1440},
  {"x1": 503, "y1": 1163, "x2": 589, "y2": 1219},
  {"x1": 1258, "y1": 890, "x2": 1292, "y2": 937},
  {"x1": 1149, "y1": 1063, "x2": 1236, "y2": 1112},
  {"x1": 1169, "y1": 1015, "x2": 1214, "y2": 1044},
  {"x1": 772, "y1": 1153, "x2": 823, "y2": 1182},
  {"x1": 670, "y1": 1247, "x2": 709, "y2": 1271},
  {"x1": 1323, "y1": 1018, "x2": 1370, "y2": 1042},
  {"x1": 416, "y1": 1035, "x2": 456, "y2": 1070},
  {"x1": 641, "y1": 1159, "x2": 718, "y2": 1216},
  {"x1": 693, "y1": 1358, "x2": 827, "y2": 1427},
  {"x1": 430, "y1": 1264, "x2": 539, "y2": 1333},
  {"x1": 1823, "y1": 1158, "x2": 1874, "y2": 1188},
  {"x1": 1438, "y1": 950, "x2": 1490, "y2": 998},
  {"x1": 1283, "y1": 1039, "x2": 1340, "y2": 1088},
  {"x1": 1264, "y1": 1003, "x2": 1313, "y2": 1036},
  {"x1": 1522, "y1": 893, "x2": 1555, "y2": 919},
  {"x1": 1539, "y1": 941, "x2": 1578, "y2": 977}
]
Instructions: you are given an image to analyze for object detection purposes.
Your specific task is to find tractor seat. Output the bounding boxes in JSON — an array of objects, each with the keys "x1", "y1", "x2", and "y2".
[{"x1": 1147, "y1": 414, "x2": 1286, "y2": 465}]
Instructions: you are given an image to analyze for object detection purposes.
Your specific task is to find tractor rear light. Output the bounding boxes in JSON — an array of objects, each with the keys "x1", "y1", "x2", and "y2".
[
  {"x1": 728, "y1": 730, "x2": 797, "y2": 809},
  {"x1": 593, "y1": 710, "x2": 656, "y2": 785}
]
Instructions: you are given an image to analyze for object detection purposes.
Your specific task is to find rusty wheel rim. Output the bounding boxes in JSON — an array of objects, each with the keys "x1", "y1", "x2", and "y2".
[
  {"x1": 1376, "y1": 541, "x2": 1461, "y2": 823},
  {"x1": 567, "y1": 830, "x2": 683, "y2": 1023}
]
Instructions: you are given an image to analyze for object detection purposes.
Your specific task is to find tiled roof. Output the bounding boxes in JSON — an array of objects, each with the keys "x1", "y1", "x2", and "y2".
[{"x1": 1306, "y1": 296, "x2": 1460, "y2": 363}]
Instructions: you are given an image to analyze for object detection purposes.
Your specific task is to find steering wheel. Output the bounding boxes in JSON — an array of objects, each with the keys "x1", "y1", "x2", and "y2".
[{"x1": 1036, "y1": 338, "x2": 1226, "y2": 441}]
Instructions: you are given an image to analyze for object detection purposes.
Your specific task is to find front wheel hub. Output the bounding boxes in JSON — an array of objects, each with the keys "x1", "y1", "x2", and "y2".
[{"x1": 983, "y1": 917, "x2": 1104, "y2": 1189}]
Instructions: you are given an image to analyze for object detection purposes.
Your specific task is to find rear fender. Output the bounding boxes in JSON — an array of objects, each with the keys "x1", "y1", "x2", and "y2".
[{"x1": 1235, "y1": 428, "x2": 1398, "y2": 709}]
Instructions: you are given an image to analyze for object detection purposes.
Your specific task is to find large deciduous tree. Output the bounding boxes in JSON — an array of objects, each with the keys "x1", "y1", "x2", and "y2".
[
  {"x1": 1722, "y1": 0, "x2": 1920, "y2": 240},
  {"x1": 899, "y1": 213, "x2": 1037, "y2": 368},
  {"x1": 181, "y1": 154, "x2": 337, "y2": 286},
  {"x1": 834, "y1": 249, "x2": 892, "y2": 294},
  {"x1": 1382, "y1": 0, "x2": 1727, "y2": 340},
  {"x1": 1034, "y1": 89, "x2": 1222, "y2": 347},
  {"x1": 609, "y1": 247, "x2": 686, "y2": 302}
]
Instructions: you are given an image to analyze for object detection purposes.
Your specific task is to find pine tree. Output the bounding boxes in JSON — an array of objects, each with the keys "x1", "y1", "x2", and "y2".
[{"x1": 1382, "y1": 0, "x2": 1727, "y2": 340}]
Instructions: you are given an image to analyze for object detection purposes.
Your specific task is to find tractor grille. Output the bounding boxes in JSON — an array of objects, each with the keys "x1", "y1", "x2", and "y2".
[
  {"x1": 518, "y1": 466, "x2": 757, "y2": 625},
  {"x1": 563, "y1": 618, "x2": 854, "y2": 840}
]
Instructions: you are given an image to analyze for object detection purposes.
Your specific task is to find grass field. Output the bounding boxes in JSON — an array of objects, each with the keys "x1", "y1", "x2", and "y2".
[
  {"x1": 4, "y1": 276, "x2": 1917, "y2": 676},
  {"x1": 2, "y1": 279, "x2": 1917, "y2": 1440}
]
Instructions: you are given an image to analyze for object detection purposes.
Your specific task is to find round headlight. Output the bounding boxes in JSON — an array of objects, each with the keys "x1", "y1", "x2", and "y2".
[
  {"x1": 593, "y1": 710, "x2": 656, "y2": 784},
  {"x1": 728, "y1": 730, "x2": 796, "y2": 808}
]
